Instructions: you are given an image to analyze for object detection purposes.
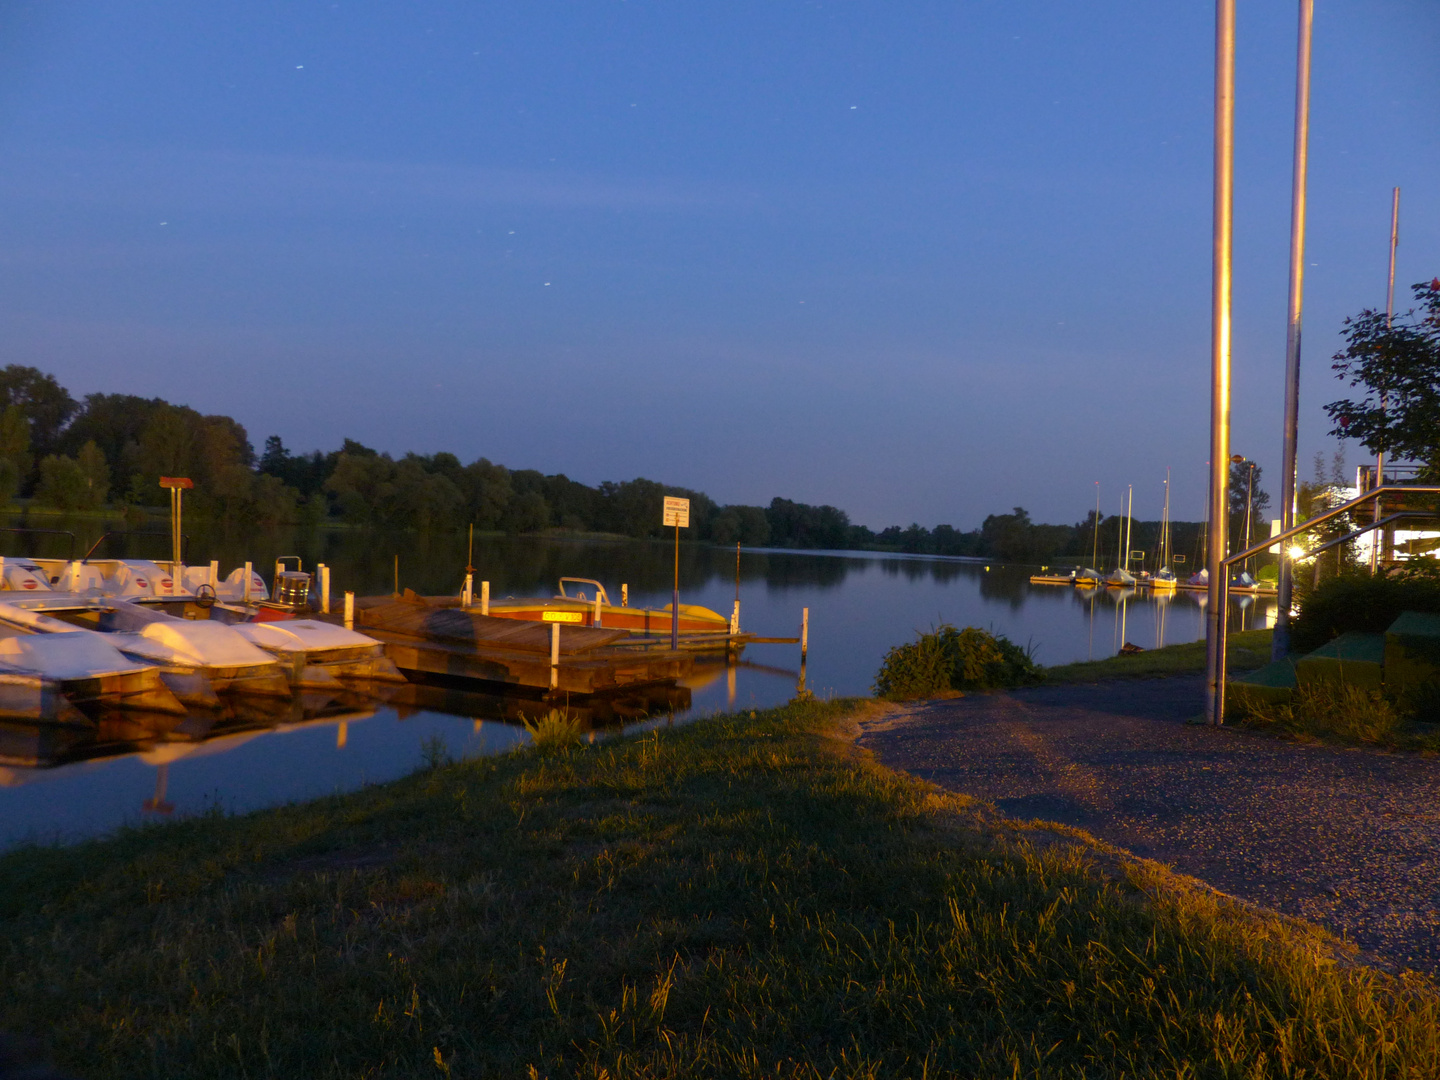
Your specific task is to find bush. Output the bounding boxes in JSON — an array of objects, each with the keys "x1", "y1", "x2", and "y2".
[
  {"x1": 1291, "y1": 561, "x2": 1440, "y2": 653},
  {"x1": 874, "y1": 624, "x2": 1038, "y2": 700},
  {"x1": 1236, "y1": 682, "x2": 1407, "y2": 746}
]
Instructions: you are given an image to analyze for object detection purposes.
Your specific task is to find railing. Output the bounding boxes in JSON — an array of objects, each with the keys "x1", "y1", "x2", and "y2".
[{"x1": 1207, "y1": 484, "x2": 1440, "y2": 725}]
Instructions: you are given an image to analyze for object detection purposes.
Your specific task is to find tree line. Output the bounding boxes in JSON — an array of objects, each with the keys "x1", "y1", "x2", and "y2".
[{"x1": 0, "y1": 363, "x2": 1274, "y2": 560}]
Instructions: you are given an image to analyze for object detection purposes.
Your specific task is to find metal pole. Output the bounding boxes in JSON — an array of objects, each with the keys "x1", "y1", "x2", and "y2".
[
  {"x1": 671, "y1": 522, "x2": 680, "y2": 651},
  {"x1": 1244, "y1": 463, "x2": 1255, "y2": 572},
  {"x1": 550, "y1": 622, "x2": 560, "y2": 690},
  {"x1": 1372, "y1": 187, "x2": 1401, "y2": 571},
  {"x1": 1206, "y1": 0, "x2": 1236, "y2": 726},
  {"x1": 1275, "y1": 0, "x2": 1313, "y2": 660},
  {"x1": 1092, "y1": 482, "x2": 1100, "y2": 571}
]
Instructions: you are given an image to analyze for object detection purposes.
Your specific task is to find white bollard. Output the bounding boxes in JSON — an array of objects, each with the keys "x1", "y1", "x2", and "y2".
[
  {"x1": 481, "y1": 580, "x2": 490, "y2": 616},
  {"x1": 320, "y1": 564, "x2": 331, "y2": 614},
  {"x1": 801, "y1": 607, "x2": 809, "y2": 662},
  {"x1": 550, "y1": 622, "x2": 560, "y2": 689},
  {"x1": 621, "y1": 583, "x2": 628, "y2": 607},
  {"x1": 209, "y1": 560, "x2": 219, "y2": 589},
  {"x1": 244, "y1": 561, "x2": 252, "y2": 602},
  {"x1": 463, "y1": 571, "x2": 473, "y2": 607},
  {"x1": 344, "y1": 591, "x2": 355, "y2": 630},
  {"x1": 730, "y1": 599, "x2": 741, "y2": 635},
  {"x1": 594, "y1": 592, "x2": 602, "y2": 627}
]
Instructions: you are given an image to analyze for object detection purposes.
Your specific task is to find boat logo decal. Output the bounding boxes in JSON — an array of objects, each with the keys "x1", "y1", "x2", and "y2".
[
  {"x1": 542, "y1": 611, "x2": 584, "y2": 623},
  {"x1": 135, "y1": 578, "x2": 147, "y2": 587},
  {"x1": 161, "y1": 579, "x2": 173, "y2": 589},
  {"x1": 21, "y1": 580, "x2": 36, "y2": 589}
]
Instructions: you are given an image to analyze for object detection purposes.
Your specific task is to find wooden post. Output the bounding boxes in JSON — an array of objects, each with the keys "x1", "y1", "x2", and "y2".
[
  {"x1": 480, "y1": 580, "x2": 490, "y2": 616},
  {"x1": 393, "y1": 554, "x2": 399, "y2": 598},
  {"x1": 463, "y1": 572, "x2": 473, "y2": 607},
  {"x1": 209, "y1": 560, "x2": 219, "y2": 590},
  {"x1": 594, "y1": 591, "x2": 602, "y2": 627},
  {"x1": 344, "y1": 591, "x2": 355, "y2": 630},
  {"x1": 801, "y1": 607, "x2": 809, "y2": 663},
  {"x1": 550, "y1": 622, "x2": 560, "y2": 690},
  {"x1": 621, "y1": 583, "x2": 628, "y2": 607},
  {"x1": 319, "y1": 564, "x2": 331, "y2": 614},
  {"x1": 243, "y1": 561, "x2": 253, "y2": 602},
  {"x1": 672, "y1": 522, "x2": 680, "y2": 651},
  {"x1": 730, "y1": 600, "x2": 741, "y2": 635}
]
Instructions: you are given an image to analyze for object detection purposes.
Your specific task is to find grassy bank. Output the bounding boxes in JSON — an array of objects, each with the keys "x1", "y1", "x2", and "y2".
[
  {"x1": 1042, "y1": 628, "x2": 1274, "y2": 684},
  {"x1": 3, "y1": 698, "x2": 1438, "y2": 1078}
]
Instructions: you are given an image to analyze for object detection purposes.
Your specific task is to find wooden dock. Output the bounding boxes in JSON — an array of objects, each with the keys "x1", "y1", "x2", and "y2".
[{"x1": 333, "y1": 595, "x2": 695, "y2": 695}]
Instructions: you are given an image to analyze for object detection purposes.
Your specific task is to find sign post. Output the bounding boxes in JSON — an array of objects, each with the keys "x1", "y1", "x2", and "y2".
[
  {"x1": 663, "y1": 496, "x2": 690, "y2": 650},
  {"x1": 158, "y1": 477, "x2": 193, "y2": 592}
]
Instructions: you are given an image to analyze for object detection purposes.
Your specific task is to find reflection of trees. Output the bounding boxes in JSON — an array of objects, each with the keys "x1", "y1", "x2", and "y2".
[{"x1": 977, "y1": 567, "x2": 1029, "y2": 609}]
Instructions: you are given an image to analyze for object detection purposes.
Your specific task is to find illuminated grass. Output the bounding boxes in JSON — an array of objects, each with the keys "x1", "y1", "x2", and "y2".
[
  {"x1": 1042, "y1": 628, "x2": 1274, "y2": 684},
  {"x1": 2, "y1": 695, "x2": 1437, "y2": 1078}
]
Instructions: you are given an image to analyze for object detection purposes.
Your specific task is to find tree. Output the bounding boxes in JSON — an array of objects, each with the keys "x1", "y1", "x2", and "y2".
[
  {"x1": 0, "y1": 365, "x2": 77, "y2": 456},
  {"x1": 0, "y1": 405, "x2": 32, "y2": 488},
  {"x1": 1325, "y1": 278, "x2": 1440, "y2": 470},
  {"x1": 1228, "y1": 460, "x2": 1270, "y2": 554},
  {"x1": 35, "y1": 454, "x2": 89, "y2": 510},
  {"x1": 76, "y1": 441, "x2": 110, "y2": 509}
]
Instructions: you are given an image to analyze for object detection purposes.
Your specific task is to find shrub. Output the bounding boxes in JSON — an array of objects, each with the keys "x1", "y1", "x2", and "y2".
[
  {"x1": 1290, "y1": 561, "x2": 1440, "y2": 653},
  {"x1": 874, "y1": 624, "x2": 1038, "y2": 700},
  {"x1": 522, "y1": 708, "x2": 583, "y2": 747}
]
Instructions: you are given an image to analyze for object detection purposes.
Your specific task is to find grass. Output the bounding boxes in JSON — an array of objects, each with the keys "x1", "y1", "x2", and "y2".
[
  {"x1": 1232, "y1": 681, "x2": 1440, "y2": 753},
  {"x1": 3, "y1": 697, "x2": 1439, "y2": 1078},
  {"x1": 1042, "y1": 628, "x2": 1274, "y2": 684}
]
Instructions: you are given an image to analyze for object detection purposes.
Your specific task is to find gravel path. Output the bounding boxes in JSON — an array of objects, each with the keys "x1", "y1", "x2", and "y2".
[{"x1": 857, "y1": 676, "x2": 1440, "y2": 976}]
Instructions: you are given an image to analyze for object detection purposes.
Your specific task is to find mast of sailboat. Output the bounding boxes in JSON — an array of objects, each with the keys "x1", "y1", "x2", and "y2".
[
  {"x1": 1162, "y1": 469, "x2": 1172, "y2": 570},
  {"x1": 1092, "y1": 482, "x2": 1101, "y2": 571},
  {"x1": 1117, "y1": 489, "x2": 1128, "y2": 576},
  {"x1": 1116, "y1": 494, "x2": 1125, "y2": 571}
]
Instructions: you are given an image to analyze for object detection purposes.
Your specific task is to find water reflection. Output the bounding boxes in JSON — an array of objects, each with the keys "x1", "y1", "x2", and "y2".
[{"x1": 0, "y1": 524, "x2": 1276, "y2": 848}]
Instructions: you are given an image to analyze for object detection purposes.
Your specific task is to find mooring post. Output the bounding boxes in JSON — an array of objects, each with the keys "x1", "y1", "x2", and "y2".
[
  {"x1": 594, "y1": 592, "x2": 602, "y2": 627},
  {"x1": 730, "y1": 600, "x2": 741, "y2": 635},
  {"x1": 621, "y1": 583, "x2": 628, "y2": 607},
  {"x1": 550, "y1": 622, "x2": 560, "y2": 690},
  {"x1": 801, "y1": 607, "x2": 809, "y2": 663},
  {"x1": 244, "y1": 561, "x2": 253, "y2": 602},
  {"x1": 481, "y1": 580, "x2": 490, "y2": 616},
  {"x1": 208, "y1": 560, "x2": 218, "y2": 591},
  {"x1": 344, "y1": 591, "x2": 355, "y2": 630},
  {"x1": 319, "y1": 564, "x2": 331, "y2": 614},
  {"x1": 463, "y1": 572, "x2": 473, "y2": 607}
]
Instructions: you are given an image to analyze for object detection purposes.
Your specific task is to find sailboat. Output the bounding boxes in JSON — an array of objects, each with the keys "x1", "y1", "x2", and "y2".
[
  {"x1": 1075, "y1": 482, "x2": 1104, "y2": 587},
  {"x1": 1106, "y1": 486, "x2": 1136, "y2": 587},
  {"x1": 1151, "y1": 471, "x2": 1178, "y2": 590}
]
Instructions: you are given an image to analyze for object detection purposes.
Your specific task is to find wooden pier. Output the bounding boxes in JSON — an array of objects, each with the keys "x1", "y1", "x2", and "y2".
[{"x1": 335, "y1": 595, "x2": 695, "y2": 695}]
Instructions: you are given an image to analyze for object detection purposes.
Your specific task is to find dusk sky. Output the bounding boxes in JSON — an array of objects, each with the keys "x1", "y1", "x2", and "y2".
[{"x1": 0, "y1": 2, "x2": 1435, "y2": 530}]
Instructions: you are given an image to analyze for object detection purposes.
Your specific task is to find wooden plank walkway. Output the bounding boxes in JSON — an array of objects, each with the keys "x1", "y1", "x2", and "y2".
[{"x1": 327, "y1": 595, "x2": 695, "y2": 695}]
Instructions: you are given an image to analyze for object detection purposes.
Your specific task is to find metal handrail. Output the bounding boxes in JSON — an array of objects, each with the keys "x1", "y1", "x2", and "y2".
[
  {"x1": 0, "y1": 528, "x2": 76, "y2": 558},
  {"x1": 1208, "y1": 484, "x2": 1440, "y2": 725}
]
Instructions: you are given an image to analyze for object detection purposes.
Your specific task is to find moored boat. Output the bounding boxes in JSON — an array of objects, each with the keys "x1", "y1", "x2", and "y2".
[{"x1": 480, "y1": 579, "x2": 731, "y2": 639}]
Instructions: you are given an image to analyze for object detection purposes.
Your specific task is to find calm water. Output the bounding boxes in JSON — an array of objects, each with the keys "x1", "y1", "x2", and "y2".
[{"x1": 0, "y1": 521, "x2": 1275, "y2": 848}]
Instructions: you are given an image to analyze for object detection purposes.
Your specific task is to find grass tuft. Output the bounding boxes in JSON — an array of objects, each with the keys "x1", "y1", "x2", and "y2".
[
  {"x1": 1, "y1": 697, "x2": 1437, "y2": 1077},
  {"x1": 1043, "y1": 628, "x2": 1273, "y2": 684},
  {"x1": 1234, "y1": 680, "x2": 1440, "y2": 752}
]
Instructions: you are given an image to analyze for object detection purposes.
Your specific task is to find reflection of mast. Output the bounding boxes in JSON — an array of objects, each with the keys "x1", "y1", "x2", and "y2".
[
  {"x1": 336, "y1": 721, "x2": 348, "y2": 749},
  {"x1": 143, "y1": 763, "x2": 174, "y2": 815}
]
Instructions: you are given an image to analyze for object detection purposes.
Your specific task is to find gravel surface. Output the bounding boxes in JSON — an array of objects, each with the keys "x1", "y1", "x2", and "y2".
[{"x1": 858, "y1": 676, "x2": 1440, "y2": 976}]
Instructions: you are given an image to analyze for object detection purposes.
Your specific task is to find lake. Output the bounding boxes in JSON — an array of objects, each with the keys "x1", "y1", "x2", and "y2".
[{"x1": 0, "y1": 521, "x2": 1275, "y2": 848}]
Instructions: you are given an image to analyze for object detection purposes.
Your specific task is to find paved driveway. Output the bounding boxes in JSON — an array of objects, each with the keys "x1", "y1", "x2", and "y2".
[{"x1": 858, "y1": 676, "x2": 1440, "y2": 975}]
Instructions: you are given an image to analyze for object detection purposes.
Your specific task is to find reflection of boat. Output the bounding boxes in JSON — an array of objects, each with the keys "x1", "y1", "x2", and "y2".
[{"x1": 481, "y1": 578, "x2": 731, "y2": 639}]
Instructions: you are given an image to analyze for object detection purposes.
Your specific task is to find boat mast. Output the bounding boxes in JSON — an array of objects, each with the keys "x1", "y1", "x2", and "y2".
[
  {"x1": 1124, "y1": 485, "x2": 1134, "y2": 574},
  {"x1": 1162, "y1": 469, "x2": 1172, "y2": 570},
  {"x1": 1092, "y1": 482, "x2": 1101, "y2": 571}
]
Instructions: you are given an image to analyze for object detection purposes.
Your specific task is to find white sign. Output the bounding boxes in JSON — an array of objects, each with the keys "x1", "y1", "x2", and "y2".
[{"x1": 663, "y1": 496, "x2": 690, "y2": 528}]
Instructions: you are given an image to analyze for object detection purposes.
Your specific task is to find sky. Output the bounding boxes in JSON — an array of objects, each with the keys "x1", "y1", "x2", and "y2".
[{"x1": 0, "y1": 1, "x2": 1435, "y2": 531}]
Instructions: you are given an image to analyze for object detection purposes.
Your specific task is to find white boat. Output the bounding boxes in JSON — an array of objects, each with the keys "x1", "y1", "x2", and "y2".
[
  {"x1": 0, "y1": 611, "x2": 185, "y2": 716},
  {"x1": 2, "y1": 557, "x2": 401, "y2": 690}
]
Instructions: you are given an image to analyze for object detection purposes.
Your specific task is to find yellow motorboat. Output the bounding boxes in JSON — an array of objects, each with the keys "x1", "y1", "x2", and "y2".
[{"x1": 480, "y1": 578, "x2": 731, "y2": 638}]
